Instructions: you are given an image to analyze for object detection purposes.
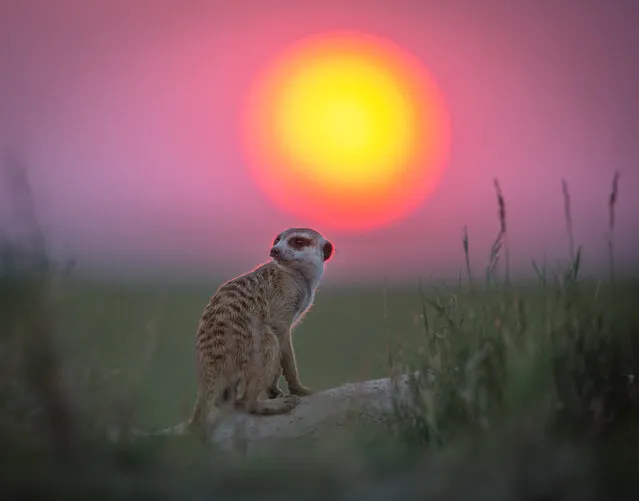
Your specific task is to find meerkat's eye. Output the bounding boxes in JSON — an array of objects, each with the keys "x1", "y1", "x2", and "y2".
[
  {"x1": 289, "y1": 236, "x2": 310, "y2": 249},
  {"x1": 273, "y1": 236, "x2": 281, "y2": 246}
]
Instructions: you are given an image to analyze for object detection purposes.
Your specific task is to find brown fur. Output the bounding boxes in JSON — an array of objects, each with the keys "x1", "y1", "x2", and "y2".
[{"x1": 187, "y1": 228, "x2": 332, "y2": 435}]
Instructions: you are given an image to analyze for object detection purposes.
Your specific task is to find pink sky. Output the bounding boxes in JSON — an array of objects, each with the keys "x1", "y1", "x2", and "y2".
[{"x1": 1, "y1": 0, "x2": 638, "y2": 284}]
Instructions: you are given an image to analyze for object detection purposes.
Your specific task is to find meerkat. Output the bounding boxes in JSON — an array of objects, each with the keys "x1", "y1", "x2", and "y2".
[{"x1": 187, "y1": 227, "x2": 334, "y2": 434}]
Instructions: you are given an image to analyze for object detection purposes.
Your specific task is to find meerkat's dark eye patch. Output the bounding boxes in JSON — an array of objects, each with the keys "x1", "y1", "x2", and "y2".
[
  {"x1": 273, "y1": 235, "x2": 281, "y2": 246},
  {"x1": 322, "y1": 241, "x2": 334, "y2": 262},
  {"x1": 288, "y1": 236, "x2": 311, "y2": 249}
]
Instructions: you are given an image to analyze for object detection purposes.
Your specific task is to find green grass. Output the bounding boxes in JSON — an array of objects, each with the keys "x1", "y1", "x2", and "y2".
[
  {"x1": 2, "y1": 160, "x2": 638, "y2": 499},
  {"x1": 5, "y1": 271, "x2": 637, "y2": 500},
  {"x1": 53, "y1": 276, "x2": 639, "y2": 433},
  {"x1": 53, "y1": 278, "x2": 432, "y2": 428}
]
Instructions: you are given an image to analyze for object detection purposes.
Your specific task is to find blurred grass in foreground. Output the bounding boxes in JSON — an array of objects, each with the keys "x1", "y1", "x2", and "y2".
[{"x1": 1, "y1": 156, "x2": 638, "y2": 500}]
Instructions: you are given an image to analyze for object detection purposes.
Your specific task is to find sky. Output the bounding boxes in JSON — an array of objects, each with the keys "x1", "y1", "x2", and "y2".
[{"x1": 1, "y1": 0, "x2": 638, "y2": 285}]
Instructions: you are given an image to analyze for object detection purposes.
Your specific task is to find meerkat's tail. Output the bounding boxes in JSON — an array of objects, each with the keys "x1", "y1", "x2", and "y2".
[
  {"x1": 185, "y1": 379, "x2": 237, "y2": 436},
  {"x1": 123, "y1": 377, "x2": 235, "y2": 441},
  {"x1": 126, "y1": 416, "x2": 191, "y2": 440},
  {"x1": 124, "y1": 389, "x2": 215, "y2": 441},
  {"x1": 186, "y1": 388, "x2": 205, "y2": 431}
]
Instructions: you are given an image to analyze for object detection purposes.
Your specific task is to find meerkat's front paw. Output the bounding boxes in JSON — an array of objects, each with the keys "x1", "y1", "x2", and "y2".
[{"x1": 289, "y1": 384, "x2": 315, "y2": 397}]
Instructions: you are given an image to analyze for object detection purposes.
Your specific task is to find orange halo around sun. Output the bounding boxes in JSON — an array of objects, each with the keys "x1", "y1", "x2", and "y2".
[{"x1": 242, "y1": 31, "x2": 450, "y2": 232}]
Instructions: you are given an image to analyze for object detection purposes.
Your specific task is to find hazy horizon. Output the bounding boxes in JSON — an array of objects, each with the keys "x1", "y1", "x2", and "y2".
[{"x1": 2, "y1": 0, "x2": 638, "y2": 285}]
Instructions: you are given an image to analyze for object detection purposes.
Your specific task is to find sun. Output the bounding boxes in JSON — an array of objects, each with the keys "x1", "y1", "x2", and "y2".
[{"x1": 242, "y1": 30, "x2": 450, "y2": 232}]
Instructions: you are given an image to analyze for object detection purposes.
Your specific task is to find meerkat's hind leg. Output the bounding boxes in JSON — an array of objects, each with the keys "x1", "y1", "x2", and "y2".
[
  {"x1": 267, "y1": 367, "x2": 284, "y2": 399},
  {"x1": 236, "y1": 370, "x2": 300, "y2": 414},
  {"x1": 242, "y1": 331, "x2": 300, "y2": 414}
]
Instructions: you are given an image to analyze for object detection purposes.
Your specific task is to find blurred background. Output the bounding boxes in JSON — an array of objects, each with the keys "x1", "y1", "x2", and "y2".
[
  {"x1": 1, "y1": 12, "x2": 639, "y2": 500},
  {"x1": 1, "y1": 0, "x2": 638, "y2": 286}
]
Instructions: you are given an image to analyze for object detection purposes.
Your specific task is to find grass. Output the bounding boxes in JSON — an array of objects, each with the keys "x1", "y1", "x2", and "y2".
[
  {"x1": 1, "y1": 156, "x2": 638, "y2": 500},
  {"x1": 54, "y1": 278, "x2": 429, "y2": 427}
]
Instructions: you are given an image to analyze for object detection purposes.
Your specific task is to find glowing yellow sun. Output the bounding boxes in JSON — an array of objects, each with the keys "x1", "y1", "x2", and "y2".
[{"x1": 242, "y1": 31, "x2": 449, "y2": 232}]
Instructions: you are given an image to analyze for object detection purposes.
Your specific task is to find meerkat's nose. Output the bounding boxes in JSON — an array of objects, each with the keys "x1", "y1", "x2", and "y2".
[{"x1": 270, "y1": 247, "x2": 280, "y2": 258}]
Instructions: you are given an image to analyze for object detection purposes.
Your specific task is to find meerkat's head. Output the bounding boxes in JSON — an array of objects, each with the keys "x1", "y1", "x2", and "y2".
[{"x1": 269, "y1": 227, "x2": 333, "y2": 284}]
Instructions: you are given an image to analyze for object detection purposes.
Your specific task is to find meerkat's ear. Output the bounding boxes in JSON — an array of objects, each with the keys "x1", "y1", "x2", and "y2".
[{"x1": 322, "y1": 241, "x2": 334, "y2": 262}]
